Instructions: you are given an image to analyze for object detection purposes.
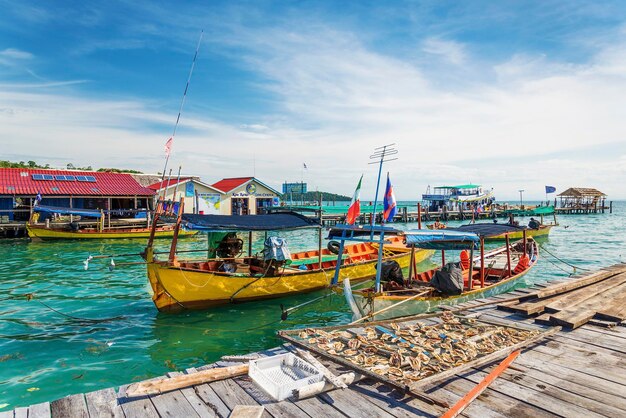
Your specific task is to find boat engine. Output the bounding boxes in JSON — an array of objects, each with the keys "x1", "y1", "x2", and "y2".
[{"x1": 216, "y1": 233, "x2": 244, "y2": 258}]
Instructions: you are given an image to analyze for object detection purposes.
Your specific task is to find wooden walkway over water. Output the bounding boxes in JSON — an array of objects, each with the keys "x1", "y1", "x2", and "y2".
[{"x1": 2, "y1": 270, "x2": 625, "y2": 417}]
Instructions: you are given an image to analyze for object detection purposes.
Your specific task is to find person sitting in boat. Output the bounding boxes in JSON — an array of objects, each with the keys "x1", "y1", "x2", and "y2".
[
  {"x1": 433, "y1": 220, "x2": 446, "y2": 229},
  {"x1": 528, "y1": 217, "x2": 541, "y2": 229}
]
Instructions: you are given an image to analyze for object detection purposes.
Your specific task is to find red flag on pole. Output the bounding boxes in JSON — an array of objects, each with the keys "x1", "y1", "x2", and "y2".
[
  {"x1": 346, "y1": 175, "x2": 363, "y2": 225},
  {"x1": 164, "y1": 137, "x2": 173, "y2": 156}
]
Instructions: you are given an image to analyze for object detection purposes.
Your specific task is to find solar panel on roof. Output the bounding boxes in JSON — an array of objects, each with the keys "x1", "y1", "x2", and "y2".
[
  {"x1": 85, "y1": 176, "x2": 96, "y2": 182},
  {"x1": 76, "y1": 176, "x2": 88, "y2": 181},
  {"x1": 42, "y1": 175, "x2": 54, "y2": 180},
  {"x1": 65, "y1": 175, "x2": 76, "y2": 181},
  {"x1": 32, "y1": 174, "x2": 44, "y2": 180},
  {"x1": 55, "y1": 175, "x2": 66, "y2": 180}
]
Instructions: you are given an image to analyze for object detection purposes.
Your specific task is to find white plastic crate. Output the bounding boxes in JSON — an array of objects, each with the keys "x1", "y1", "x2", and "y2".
[{"x1": 248, "y1": 353, "x2": 324, "y2": 401}]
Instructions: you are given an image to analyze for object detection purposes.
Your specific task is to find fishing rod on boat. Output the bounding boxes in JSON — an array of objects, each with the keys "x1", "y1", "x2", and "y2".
[{"x1": 159, "y1": 30, "x2": 203, "y2": 188}]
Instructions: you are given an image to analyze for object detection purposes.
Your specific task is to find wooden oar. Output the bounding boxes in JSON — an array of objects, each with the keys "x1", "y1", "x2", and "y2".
[
  {"x1": 441, "y1": 350, "x2": 520, "y2": 418},
  {"x1": 125, "y1": 364, "x2": 248, "y2": 397},
  {"x1": 350, "y1": 289, "x2": 431, "y2": 325}
]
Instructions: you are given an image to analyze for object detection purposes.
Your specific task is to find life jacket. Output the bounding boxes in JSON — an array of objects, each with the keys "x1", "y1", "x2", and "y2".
[
  {"x1": 513, "y1": 254, "x2": 530, "y2": 274},
  {"x1": 460, "y1": 250, "x2": 471, "y2": 270}
]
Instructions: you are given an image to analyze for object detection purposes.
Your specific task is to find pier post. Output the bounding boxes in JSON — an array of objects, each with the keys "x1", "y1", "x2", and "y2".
[{"x1": 610, "y1": 201, "x2": 613, "y2": 214}]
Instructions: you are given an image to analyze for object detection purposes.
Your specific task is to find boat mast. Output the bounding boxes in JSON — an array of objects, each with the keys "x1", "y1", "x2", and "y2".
[{"x1": 368, "y1": 143, "x2": 398, "y2": 240}]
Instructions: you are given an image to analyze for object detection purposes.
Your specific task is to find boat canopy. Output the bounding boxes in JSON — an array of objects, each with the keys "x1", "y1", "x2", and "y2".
[
  {"x1": 33, "y1": 205, "x2": 103, "y2": 218},
  {"x1": 181, "y1": 212, "x2": 321, "y2": 231},
  {"x1": 327, "y1": 224, "x2": 402, "y2": 240},
  {"x1": 404, "y1": 230, "x2": 480, "y2": 250},
  {"x1": 446, "y1": 223, "x2": 527, "y2": 237}
]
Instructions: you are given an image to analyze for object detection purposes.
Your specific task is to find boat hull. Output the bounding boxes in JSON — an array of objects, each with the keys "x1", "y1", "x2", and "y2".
[
  {"x1": 26, "y1": 224, "x2": 197, "y2": 240},
  {"x1": 486, "y1": 225, "x2": 553, "y2": 241},
  {"x1": 146, "y1": 248, "x2": 434, "y2": 312},
  {"x1": 350, "y1": 239, "x2": 538, "y2": 320}
]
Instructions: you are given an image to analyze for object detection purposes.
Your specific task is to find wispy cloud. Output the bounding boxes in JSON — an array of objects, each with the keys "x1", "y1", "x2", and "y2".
[
  {"x1": 0, "y1": 48, "x2": 34, "y2": 66},
  {"x1": 421, "y1": 37, "x2": 466, "y2": 65}
]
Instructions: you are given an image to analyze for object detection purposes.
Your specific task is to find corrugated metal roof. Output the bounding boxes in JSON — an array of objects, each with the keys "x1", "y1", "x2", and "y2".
[
  {"x1": 211, "y1": 177, "x2": 254, "y2": 193},
  {"x1": 0, "y1": 168, "x2": 155, "y2": 196},
  {"x1": 148, "y1": 177, "x2": 193, "y2": 191}
]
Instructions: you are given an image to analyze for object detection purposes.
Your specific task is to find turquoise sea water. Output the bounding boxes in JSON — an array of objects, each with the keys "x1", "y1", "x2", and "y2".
[{"x1": 0, "y1": 202, "x2": 624, "y2": 410}]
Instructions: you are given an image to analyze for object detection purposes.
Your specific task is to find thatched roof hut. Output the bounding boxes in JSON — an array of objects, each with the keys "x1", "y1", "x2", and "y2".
[{"x1": 558, "y1": 187, "x2": 606, "y2": 208}]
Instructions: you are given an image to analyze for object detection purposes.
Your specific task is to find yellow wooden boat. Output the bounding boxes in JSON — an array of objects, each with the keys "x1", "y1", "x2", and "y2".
[
  {"x1": 486, "y1": 224, "x2": 553, "y2": 241},
  {"x1": 340, "y1": 224, "x2": 539, "y2": 321},
  {"x1": 142, "y1": 210, "x2": 433, "y2": 312},
  {"x1": 27, "y1": 204, "x2": 197, "y2": 240},
  {"x1": 26, "y1": 223, "x2": 196, "y2": 240}
]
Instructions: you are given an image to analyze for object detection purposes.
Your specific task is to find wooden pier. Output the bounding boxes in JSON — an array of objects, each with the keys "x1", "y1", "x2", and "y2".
[{"x1": 3, "y1": 264, "x2": 625, "y2": 417}]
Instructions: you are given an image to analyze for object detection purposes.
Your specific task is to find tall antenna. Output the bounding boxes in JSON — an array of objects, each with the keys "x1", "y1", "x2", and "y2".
[
  {"x1": 368, "y1": 143, "x2": 398, "y2": 233},
  {"x1": 159, "y1": 30, "x2": 204, "y2": 189}
]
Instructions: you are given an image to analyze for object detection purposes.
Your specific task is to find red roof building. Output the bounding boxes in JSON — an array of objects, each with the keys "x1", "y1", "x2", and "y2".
[
  {"x1": 0, "y1": 168, "x2": 155, "y2": 222},
  {"x1": 211, "y1": 177, "x2": 254, "y2": 193},
  {"x1": 0, "y1": 168, "x2": 154, "y2": 196}
]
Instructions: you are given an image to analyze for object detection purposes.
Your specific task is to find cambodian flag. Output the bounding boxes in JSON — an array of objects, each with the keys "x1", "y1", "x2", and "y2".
[{"x1": 383, "y1": 173, "x2": 397, "y2": 223}]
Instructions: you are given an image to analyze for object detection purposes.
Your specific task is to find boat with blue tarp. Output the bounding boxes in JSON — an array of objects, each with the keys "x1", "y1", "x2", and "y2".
[{"x1": 339, "y1": 223, "x2": 538, "y2": 321}]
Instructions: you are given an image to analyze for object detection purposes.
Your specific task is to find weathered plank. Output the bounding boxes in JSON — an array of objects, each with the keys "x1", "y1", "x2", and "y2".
[
  {"x1": 117, "y1": 384, "x2": 160, "y2": 418},
  {"x1": 460, "y1": 368, "x2": 608, "y2": 418},
  {"x1": 510, "y1": 356, "x2": 626, "y2": 410},
  {"x1": 535, "y1": 268, "x2": 625, "y2": 298},
  {"x1": 229, "y1": 405, "x2": 264, "y2": 418},
  {"x1": 209, "y1": 379, "x2": 270, "y2": 418},
  {"x1": 85, "y1": 388, "x2": 123, "y2": 417},
  {"x1": 0, "y1": 410, "x2": 13, "y2": 418},
  {"x1": 188, "y1": 368, "x2": 231, "y2": 418},
  {"x1": 544, "y1": 273, "x2": 626, "y2": 313},
  {"x1": 435, "y1": 374, "x2": 555, "y2": 418},
  {"x1": 318, "y1": 386, "x2": 396, "y2": 418},
  {"x1": 50, "y1": 393, "x2": 89, "y2": 418},
  {"x1": 14, "y1": 408, "x2": 27, "y2": 418},
  {"x1": 351, "y1": 380, "x2": 441, "y2": 418},
  {"x1": 149, "y1": 384, "x2": 202, "y2": 418},
  {"x1": 166, "y1": 371, "x2": 217, "y2": 418},
  {"x1": 28, "y1": 402, "x2": 51, "y2": 418},
  {"x1": 484, "y1": 365, "x2": 626, "y2": 417},
  {"x1": 233, "y1": 376, "x2": 310, "y2": 417}
]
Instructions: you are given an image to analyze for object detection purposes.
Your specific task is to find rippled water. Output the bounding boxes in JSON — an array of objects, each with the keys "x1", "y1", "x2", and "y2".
[{"x1": 0, "y1": 202, "x2": 624, "y2": 410}]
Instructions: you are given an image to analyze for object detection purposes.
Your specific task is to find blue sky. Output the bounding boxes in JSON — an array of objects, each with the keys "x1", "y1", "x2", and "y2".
[{"x1": 1, "y1": 1, "x2": 625, "y2": 200}]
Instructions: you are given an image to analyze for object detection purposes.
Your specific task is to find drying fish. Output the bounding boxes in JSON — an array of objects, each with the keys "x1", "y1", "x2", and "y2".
[
  {"x1": 348, "y1": 338, "x2": 361, "y2": 349},
  {"x1": 408, "y1": 356, "x2": 421, "y2": 371},
  {"x1": 343, "y1": 349, "x2": 358, "y2": 357},
  {"x1": 389, "y1": 352, "x2": 403, "y2": 367}
]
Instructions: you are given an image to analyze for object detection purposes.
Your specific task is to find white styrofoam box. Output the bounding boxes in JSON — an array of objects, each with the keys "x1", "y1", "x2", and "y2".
[{"x1": 248, "y1": 353, "x2": 324, "y2": 401}]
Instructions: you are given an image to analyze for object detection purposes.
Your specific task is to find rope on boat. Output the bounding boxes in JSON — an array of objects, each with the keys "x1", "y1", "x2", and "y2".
[{"x1": 538, "y1": 243, "x2": 591, "y2": 272}]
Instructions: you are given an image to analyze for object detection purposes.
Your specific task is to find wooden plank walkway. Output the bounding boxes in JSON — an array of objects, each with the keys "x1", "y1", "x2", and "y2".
[{"x1": 3, "y1": 271, "x2": 625, "y2": 417}]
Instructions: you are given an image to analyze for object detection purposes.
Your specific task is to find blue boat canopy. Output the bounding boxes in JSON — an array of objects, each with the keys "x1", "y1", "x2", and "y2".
[
  {"x1": 181, "y1": 212, "x2": 321, "y2": 231},
  {"x1": 33, "y1": 205, "x2": 103, "y2": 218},
  {"x1": 446, "y1": 223, "x2": 527, "y2": 237},
  {"x1": 327, "y1": 224, "x2": 402, "y2": 240},
  {"x1": 404, "y1": 230, "x2": 480, "y2": 250}
]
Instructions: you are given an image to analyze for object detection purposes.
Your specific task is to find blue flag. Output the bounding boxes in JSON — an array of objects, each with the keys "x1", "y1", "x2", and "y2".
[
  {"x1": 545, "y1": 186, "x2": 556, "y2": 194},
  {"x1": 383, "y1": 173, "x2": 397, "y2": 222}
]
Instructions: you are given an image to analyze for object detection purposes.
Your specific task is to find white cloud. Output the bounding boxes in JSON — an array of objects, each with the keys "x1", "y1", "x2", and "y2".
[{"x1": 421, "y1": 37, "x2": 467, "y2": 65}]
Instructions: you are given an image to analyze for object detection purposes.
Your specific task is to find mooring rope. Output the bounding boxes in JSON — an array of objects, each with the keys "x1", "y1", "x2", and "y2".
[{"x1": 538, "y1": 243, "x2": 591, "y2": 272}]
